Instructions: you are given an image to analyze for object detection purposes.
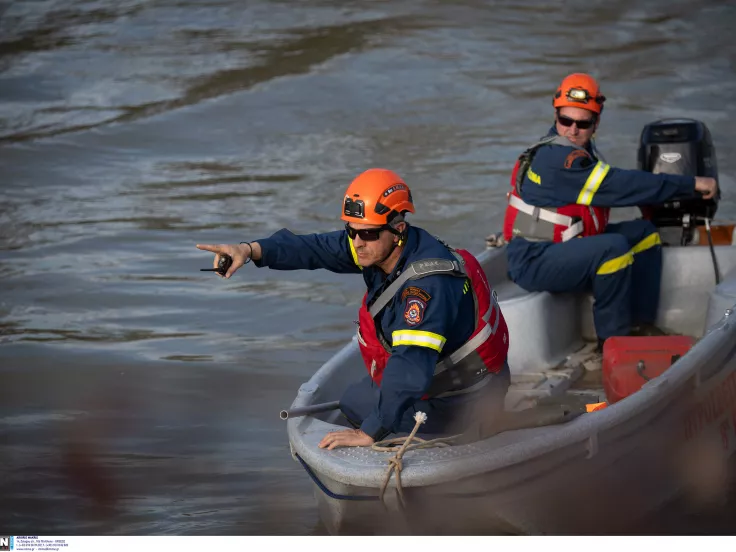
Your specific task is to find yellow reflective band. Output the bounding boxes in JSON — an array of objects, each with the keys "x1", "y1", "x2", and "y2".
[
  {"x1": 347, "y1": 235, "x2": 362, "y2": 270},
  {"x1": 527, "y1": 168, "x2": 541, "y2": 185},
  {"x1": 392, "y1": 330, "x2": 446, "y2": 352},
  {"x1": 576, "y1": 161, "x2": 611, "y2": 205},
  {"x1": 597, "y1": 252, "x2": 634, "y2": 275},
  {"x1": 631, "y1": 232, "x2": 662, "y2": 255}
]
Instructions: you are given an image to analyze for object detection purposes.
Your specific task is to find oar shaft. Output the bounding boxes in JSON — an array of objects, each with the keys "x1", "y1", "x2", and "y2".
[{"x1": 280, "y1": 400, "x2": 340, "y2": 420}]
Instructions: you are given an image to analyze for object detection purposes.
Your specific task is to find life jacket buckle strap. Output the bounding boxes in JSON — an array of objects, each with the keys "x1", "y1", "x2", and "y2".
[
  {"x1": 560, "y1": 220, "x2": 584, "y2": 241},
  {"x1": 433, "y1": 373, "x2": 492, "y2": 399},
  {"x1": 508, "y1": 194, "x2": 584, "y2": 242},
  {"x1": 434, "y1": 323, "x2": 493, "y2": 377}
]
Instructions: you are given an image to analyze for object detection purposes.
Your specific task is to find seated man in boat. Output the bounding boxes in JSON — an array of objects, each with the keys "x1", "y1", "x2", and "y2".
[
  {"x1": 502, "y1": 73, "x2": 718, "y2": 349},
  {"x1": 198, "y1": 168, "x2": 511, "y2": 449}
]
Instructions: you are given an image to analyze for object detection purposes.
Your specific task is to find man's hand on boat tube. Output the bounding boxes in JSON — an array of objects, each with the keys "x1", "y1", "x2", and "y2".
[
  {"x1": 318, "y1": 429, "x2": 374, "y2": 450},
  {"x1": 196, "y1": 242, "x2": 261, "y2": 278}
]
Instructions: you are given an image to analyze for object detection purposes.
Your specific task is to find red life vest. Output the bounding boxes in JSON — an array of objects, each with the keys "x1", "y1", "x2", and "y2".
[
  {"x1": 356, "y1": 249, "x2": 509, "y2": 398},
  {"x1": 502, "y1": 137, "x2": 610, "y2": 243}
]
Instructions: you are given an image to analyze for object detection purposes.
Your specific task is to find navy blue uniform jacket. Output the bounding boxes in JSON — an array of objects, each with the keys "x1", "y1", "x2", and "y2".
[{"x1": 254, "y1": 225, "x2": 476, "y2": 439}]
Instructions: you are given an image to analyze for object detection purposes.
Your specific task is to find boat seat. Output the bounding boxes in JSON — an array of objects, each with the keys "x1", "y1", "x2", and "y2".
[
  {"x1": 494, "y1": 280, "x2": 584, "y2": 374},
  {"x1": 492, "y1": 279, "x2": 530, "y2": 301},
  {"x1": 481, "y1": 247, "x2": 587, "y2": 375}
]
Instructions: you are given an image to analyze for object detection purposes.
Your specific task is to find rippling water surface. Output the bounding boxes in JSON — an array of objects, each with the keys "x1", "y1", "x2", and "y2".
[{"x1": 1, "y1": 0, "x2": 735, "y2": 535}]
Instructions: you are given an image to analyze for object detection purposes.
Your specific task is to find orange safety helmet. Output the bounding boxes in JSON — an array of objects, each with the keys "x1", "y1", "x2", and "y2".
[
  {"x1": 553, "y1": 73, "x2": 606, "y2": 115},
  {"x1": 341, "y1": 168, "x2": 415, "y2": 226}
]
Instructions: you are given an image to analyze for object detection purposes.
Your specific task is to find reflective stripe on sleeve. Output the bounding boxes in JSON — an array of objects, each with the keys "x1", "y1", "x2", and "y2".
[
  {"x1": 391, "y1": 330, "x2": 446, "y2": 352},
  {"x1": 576, "y1": 161, "x2": 611, "y2": 205}
]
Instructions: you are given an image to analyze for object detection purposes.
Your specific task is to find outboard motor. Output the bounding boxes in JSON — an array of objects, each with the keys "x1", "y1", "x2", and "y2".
[{"x1": 637, "y1": 118, "x2": 719, "y2": 245}]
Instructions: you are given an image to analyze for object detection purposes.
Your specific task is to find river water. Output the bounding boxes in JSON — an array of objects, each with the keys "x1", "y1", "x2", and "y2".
[{"x1": 1, "y1": 0, "x2": 735, "y2": 535}]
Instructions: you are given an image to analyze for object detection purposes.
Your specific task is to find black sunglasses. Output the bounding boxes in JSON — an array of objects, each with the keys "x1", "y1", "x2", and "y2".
[
  {"x1": 345, "y1": 223, "x2": 393, "y2": 242},
  {"x1": 558, "y1": 114, "x2": 596, "y2": 130}
]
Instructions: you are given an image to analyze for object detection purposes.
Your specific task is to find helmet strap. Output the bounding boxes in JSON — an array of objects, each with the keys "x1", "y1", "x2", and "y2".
[
  {"x1": 376, "y1": 220, "x2": 408, "y2": 267},
  {"x1": 388, "y1": 217, "x2": 408, "y2": 247}
]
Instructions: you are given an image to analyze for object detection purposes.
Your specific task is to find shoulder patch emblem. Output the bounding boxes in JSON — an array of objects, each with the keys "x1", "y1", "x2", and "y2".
[
  {"x1": 401, "y1": 286, "x2": 431, "y2": 303},
  {"x1": 404, "y1": 298, "x2": 426, "y2": 326},
  {"x1": 564, "y1": 149, "x2": 591, "y2": 169}
]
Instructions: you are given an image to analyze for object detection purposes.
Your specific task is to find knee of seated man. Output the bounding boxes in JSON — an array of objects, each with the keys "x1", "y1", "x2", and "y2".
[
  {"x1": 600, "y1": 233, "x2": 631, "y2": 258},
  {"x1": 613, "y1": 218, "x2": 658, "y2": 240},
  {"x1": 628, "y1": 218, "x2": 658, "y2": 236},
  {"x1": 640, "y1": 219, "x2": 658, "y2": 234}
]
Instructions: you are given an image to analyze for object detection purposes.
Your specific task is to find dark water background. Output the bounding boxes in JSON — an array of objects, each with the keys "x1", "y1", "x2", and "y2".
[{"x1": 1, "y1": 0, "x2": 735, "y2": 535}]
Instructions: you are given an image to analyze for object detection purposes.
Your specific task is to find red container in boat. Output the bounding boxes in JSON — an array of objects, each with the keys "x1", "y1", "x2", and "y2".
[{"x1": 602, "y1": 336, "x2": 696, "y2": 404}]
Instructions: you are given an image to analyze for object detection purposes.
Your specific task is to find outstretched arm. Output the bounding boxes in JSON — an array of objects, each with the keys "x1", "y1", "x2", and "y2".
[
  {"x1": 196, "y1": 229, "x2": 363, "y2": 278},
  {"x1": 524, "y1": 145, "x2": 718, "y2": 207}
]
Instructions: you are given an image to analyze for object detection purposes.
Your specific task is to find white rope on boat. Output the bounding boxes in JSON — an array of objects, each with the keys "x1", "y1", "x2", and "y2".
[{"x1": 372, "y1": 412, "x2": 459, "y2": 508}]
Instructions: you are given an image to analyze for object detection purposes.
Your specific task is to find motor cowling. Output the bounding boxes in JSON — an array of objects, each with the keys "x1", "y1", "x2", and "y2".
[{"x1": 637, "y1": 118, "x2": 719, "y2": 243}]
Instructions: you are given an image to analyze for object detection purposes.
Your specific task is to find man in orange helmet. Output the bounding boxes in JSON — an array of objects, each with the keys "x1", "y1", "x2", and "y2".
[
  {"x1": 503, "y1": 73, "x2": 718, "y2": 348},
  {"x1": 198, "y1": 168, "x2": 510, "y2": 448}
]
